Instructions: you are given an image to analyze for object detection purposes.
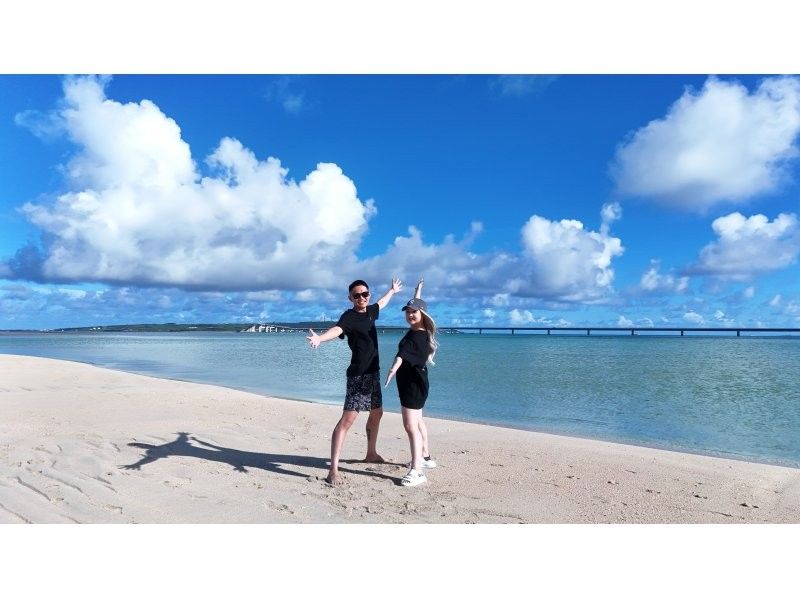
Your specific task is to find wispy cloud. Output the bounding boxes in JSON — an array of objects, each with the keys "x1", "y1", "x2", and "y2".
[
  {"x1": 265, "y1": 77, "x2": 307, "y2": 114},
  {"x1": 683, "y1": 311, "x2": 705, "y2": 325},
  {"x1": 507, "y1": 309, "x2": 569, "y2": 327},
  {"x1": 491, "y1": 75, "x2": 557, "y2": 97},
  {"x1": 713, "y1": 309, "x2": 735, "y2": 326},
  {"x1": 508, "y1": 308, "x2": 535, "y2": 325},
  {"x1": 638, "y1": 260, "x2": 689, "y2": 294},
  {"x1": 14, "y1": 109, "x2": 63, "y2": 140}
]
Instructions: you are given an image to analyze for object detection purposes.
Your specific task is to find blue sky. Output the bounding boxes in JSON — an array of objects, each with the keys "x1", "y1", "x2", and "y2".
[{"x1": 2, "y1": 73, "x2": 800, "y2": 329}]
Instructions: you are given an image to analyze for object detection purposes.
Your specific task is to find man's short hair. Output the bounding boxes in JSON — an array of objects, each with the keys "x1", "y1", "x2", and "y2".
[{"x1": 348, "y1": 279, "x2": 369, "y2": 293}]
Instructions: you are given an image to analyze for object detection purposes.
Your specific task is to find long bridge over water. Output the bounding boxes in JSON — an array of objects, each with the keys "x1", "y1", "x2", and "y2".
[
  {"x1": 435, "y1": 327, "x2": 800, "y2": 337},
  {"x1": 243, "y1": 325, "x2": 800, "y2": 337}
]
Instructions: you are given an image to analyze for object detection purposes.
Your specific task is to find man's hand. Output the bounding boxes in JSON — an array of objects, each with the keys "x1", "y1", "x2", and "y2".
[
  {"x1": 307, "y1": 328, "x2": 321, "y2": 349},
  {"x1": 377, "y1": 277, "x2": 403, "y2": 310},
  {"x1": 391, "y1": 277, "x2": 403, "y2": 294}
]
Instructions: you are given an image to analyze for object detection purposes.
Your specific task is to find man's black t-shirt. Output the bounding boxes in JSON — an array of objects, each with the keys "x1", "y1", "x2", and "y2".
[
  {"x1": 395, "y1": 329, "x2": 431, "y2": 403},
  {"x1": 336, "y1": 303, "x2": 380, "y2": 377}
]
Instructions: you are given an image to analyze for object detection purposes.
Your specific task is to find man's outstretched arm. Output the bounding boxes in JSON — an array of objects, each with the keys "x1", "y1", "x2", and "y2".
[
  {"x1": 307, "y1": 325, "x2": 344, "y2": 349},
  {"x1": 376, "y1": 277, "x2": 403, "y2": 310}
]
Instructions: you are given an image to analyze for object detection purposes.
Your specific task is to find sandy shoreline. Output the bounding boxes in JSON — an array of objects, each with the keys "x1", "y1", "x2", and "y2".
[{"x1": 1, "y1": 354, "x2": 798, "y2": 523}]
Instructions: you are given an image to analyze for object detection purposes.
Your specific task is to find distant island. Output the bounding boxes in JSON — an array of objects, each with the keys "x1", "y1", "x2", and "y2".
[{"x1": 14, "y1": 322, "x2": 408, "y2": 333}]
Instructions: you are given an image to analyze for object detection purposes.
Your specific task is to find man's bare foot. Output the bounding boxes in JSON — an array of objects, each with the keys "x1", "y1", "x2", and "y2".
[
  {"x1": 364, "y1": 453, "x2": 385, "y2": 463},
  {"x1": 325, "y1": 471, "x2": 344, "y2": 486}
]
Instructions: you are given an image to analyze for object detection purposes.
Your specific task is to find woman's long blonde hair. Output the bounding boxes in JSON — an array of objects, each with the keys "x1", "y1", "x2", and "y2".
[
  {"x1": 419, "y1": 309, "x2": 438, "y2": 365},
  {"x1": 411, "y1": 278, "x2": 437, "y2": 364}
]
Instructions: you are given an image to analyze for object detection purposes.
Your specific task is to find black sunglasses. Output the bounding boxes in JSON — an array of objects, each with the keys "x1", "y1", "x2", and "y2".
[{"x1": 351, "y1": 291, "x2": 370, "y2": 299}]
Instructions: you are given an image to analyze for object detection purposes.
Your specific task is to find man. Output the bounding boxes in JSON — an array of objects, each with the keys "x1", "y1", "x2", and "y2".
[{"x1": 307, "y1": 277, "x2": 403, "y2": 485}]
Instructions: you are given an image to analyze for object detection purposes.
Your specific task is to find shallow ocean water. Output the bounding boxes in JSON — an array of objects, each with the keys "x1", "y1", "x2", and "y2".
[{"x1": 2, "y1": 331, "x2": 798, "y2": 467}]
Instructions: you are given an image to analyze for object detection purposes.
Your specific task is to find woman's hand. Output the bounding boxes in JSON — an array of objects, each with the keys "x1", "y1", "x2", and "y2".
[
  {"x1": 384, "y1": 368, "x2": 398, "y2": 388},
  {"x1": 385, "y1": 356, "x2": 402, "y2": 387}
]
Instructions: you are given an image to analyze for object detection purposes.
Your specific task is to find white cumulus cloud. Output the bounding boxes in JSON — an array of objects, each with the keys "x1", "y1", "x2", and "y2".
[
  {"x1": 518, "y1": 202, "x2": 624, "y2": 301},
  {"x1": 612, "y1": 76, "x2": 800, "y2": 211},
  {"x1": 10, "y1": 77, "x2": 627, "y2": 310},
  {"x1": 18, "y1": 76, "x2": 374, "y2": 291},
  {"x1": 690, "y1": 212, "x2": 800, "y2": 280}
]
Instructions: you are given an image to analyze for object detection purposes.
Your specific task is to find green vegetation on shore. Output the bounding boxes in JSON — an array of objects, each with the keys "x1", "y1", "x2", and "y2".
[{"x1": 48, "y1": 323, "x2": 249, "y2": 332}]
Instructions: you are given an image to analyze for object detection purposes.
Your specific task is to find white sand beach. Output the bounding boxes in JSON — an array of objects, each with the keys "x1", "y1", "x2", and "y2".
[{"x1": 1, "y1": 354, "x2": 798, "y2": 524}]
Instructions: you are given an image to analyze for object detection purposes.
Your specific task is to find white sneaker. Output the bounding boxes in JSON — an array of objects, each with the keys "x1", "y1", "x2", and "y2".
[
  {"x1": 400, "y1": 469, "x2": 427, "y2": 487},
  {"x1": 405, "y1": 457, "x2": 437, "y2": 469}
]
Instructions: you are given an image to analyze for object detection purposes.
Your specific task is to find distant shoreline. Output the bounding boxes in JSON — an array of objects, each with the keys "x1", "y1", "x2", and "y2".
[
  {"x1": 0, "y1": 322, "x2": 343, "y2": 333},
  {"x1": 4, "y1": 323, "x2": 800, "y2": 338}
]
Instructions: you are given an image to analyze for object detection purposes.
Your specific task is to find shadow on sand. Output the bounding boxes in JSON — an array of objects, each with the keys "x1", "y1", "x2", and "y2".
[{"x1": 120, "y1": 432, "x2": 399, "y2": 482}]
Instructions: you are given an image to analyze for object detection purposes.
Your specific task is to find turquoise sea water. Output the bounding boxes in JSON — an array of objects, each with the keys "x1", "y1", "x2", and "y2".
[{"x1": 1, "y1": 331, "x2": 799, "y2": 467}]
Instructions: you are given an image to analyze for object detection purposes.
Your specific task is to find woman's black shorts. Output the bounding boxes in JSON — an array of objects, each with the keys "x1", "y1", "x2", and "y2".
[{"x1": 396, "y1": 365, "x2": 429, "y2": 410}]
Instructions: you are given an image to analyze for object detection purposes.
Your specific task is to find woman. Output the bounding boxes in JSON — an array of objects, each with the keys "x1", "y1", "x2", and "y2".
[{"x1": 385, "y1": 292, "x2": 439, "y2": 487}]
